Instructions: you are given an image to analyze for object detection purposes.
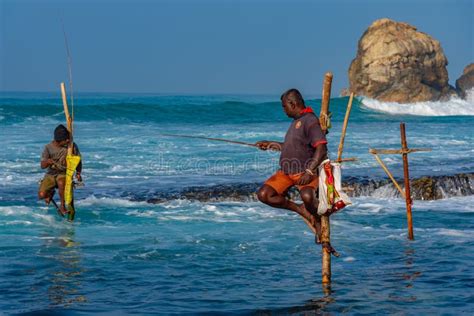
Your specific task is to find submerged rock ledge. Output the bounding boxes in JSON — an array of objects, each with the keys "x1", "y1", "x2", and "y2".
[{"x1": 146, "y1": 173, "x2": 473, "y2": 203}]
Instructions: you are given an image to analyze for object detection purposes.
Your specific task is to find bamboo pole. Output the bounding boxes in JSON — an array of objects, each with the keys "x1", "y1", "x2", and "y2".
[
  {"x1": 369, "y1": 148, "x2": 431, "y2": 155},
  {"x1": 60, "y1": 83, "x2": 71, "y2": 132},
  {"x1": 338, "y1": 157, "x2": 357, "y2": 162},
  {"x1": 321, "y1": 216, "x2": 331, "y2": 284},
  {"x1": 336, "y1": 93, "x2": 354, "y2": 162},
  {"x1": 319, "y1": 72, "x2": 332, "y2": 286},
  {"x1": 319, "y1": 72, "x2": 333, "y2": 132},
  {"x1": 400, "y1": 123, "x2": 414, "y2": 240},
  {"x1": 371, "y1": 153, "x2": 406, "y2": 199},
  {"x1": 60, "y1": 82, "x2": 74, "y2": 155}
]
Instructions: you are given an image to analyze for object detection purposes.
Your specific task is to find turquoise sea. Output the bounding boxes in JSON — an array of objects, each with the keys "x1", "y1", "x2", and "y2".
[{"x1": 0, "y1": 92, "x2": 473, "y2": 314}]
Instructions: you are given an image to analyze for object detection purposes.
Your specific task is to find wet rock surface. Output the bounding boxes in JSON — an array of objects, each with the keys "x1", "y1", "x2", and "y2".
[{"x1": 144, "y1": 173, "x2": 473, "y2": 203}]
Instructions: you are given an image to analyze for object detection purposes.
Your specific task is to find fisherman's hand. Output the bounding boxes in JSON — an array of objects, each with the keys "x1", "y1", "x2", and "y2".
[
  {"x1": 297, "y1": 172, "x2": 314, "y2": 185},
  {"x1": 75, "y1": 172, "x2": 82, "y2": 182},
  {"x1": 47, "y1": 159, "x2": 55, "y2": 167},
  {"x1": 256, "y1": 141, "x2": 271, "y2": 150},
  {"x1": 256, "y1": 141, "x2": 281, "y2": 151},
  {"x1": 267, "y1": 142, "x2": 282, "y2": 151}
]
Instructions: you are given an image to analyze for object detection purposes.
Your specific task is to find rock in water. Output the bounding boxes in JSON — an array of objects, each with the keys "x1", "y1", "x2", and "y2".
[
  {"x1": 455, "y1": 63, "x2": 474, "y2": 99},
  {"x1": 348, "y1": 18, "x2": 456, "y2": 103},
  {"x1": 144, "y1": 173, "x2": 474, "y2": 203}
]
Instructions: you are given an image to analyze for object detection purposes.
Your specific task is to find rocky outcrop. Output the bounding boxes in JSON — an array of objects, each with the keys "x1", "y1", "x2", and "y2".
[
  {"x1": 347, "y1": 18, "x2": 456, "y2": 103},
  {"x1": 455, "y1": 63, "x2": 474, "y2": 99},
  {"x1": 144, "y1": 173, "x2": 474, "y2": 203}
]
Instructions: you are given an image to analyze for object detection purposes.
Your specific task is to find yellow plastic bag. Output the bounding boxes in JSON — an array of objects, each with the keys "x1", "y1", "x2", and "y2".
[{"x1": 64, "y1": 154, "x2": 81, "y2": 220}]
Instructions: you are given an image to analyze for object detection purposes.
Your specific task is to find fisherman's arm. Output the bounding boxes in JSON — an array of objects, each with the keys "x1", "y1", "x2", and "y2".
[
  {"x1": 75, "y1": 161, "x2": 82, "y2": 181},
  {"x1": 296, "y1": 144, "x2": 327, "y2": 185},
  {"x1": 40, "y1": 159, "x2": 55, "y2": 169},
  {"x1": 40, "y1": 146, "x2": 54, "y2": 169},
  {"x1": 74, "y1": 143, "x2": 83, "y2": 181},
  {"x1": 297, "y1": 118, "x2": 328, "y2": 185}
]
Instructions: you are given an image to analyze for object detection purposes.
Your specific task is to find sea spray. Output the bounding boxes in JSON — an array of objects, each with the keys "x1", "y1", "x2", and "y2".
[{"x1": 359, "y1": 91, "x2": 474, "y2": 116}]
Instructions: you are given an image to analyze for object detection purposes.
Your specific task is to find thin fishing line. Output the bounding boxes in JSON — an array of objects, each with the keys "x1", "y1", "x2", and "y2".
[{"x1": 60, "y1": 17, "x2": 74, "y2": 128}]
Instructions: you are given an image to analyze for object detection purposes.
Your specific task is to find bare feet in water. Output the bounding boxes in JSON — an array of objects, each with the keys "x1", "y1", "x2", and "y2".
[{"x1": 59, "y1": 205, "x2": 69, "y2": 217}]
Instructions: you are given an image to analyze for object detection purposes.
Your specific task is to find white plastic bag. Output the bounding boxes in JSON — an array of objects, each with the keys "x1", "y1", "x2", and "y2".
[{"x1": 317, "y1": 159, "x2": 352, "y2": 215}]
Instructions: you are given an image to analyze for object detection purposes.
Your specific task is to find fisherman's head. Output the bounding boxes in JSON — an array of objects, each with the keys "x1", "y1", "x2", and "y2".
[
  {"x1": 281, "y1": 88, "x2": 305, "y2": 118},
  {"x1": 54, "y1": 124, "x2": 70, "y2": 146}
]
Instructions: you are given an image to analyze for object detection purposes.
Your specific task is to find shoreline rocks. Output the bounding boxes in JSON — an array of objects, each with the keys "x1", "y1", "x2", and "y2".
[
  {"x1": 145, "y1": 173, "x2": 474, "y2": 204},
  {"x1": 455, "y1": 63, "x2": 474, "y2": 99}
]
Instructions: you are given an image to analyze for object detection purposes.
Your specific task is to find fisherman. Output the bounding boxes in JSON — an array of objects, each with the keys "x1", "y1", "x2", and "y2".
[
  {"x1": 38, "y1": 124, "x2": 82, "y2": 215},
  {"x1": 256, "y1": 89, "x2": 328, "y2": 242}
]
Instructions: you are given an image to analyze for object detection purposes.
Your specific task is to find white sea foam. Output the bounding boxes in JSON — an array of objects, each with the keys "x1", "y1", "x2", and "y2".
[
  {"x1": 4, "y1": 220, "x2": 34, "y2": 226},
  {"x1": 360, "y1": 90, "x2": 474, "y2": 116},
  {"x1": 78, "y1": 196, "x2": 147, "y2": 207},
  {"x1": 434, "y1": 228, "x2": 474, "y2": 238},
  {"x1": 0, "y1": 206, "x2": 32, "y2": 216},
  {"x1": 126, "y1": 210, "x2": 158, "y2": 218}
]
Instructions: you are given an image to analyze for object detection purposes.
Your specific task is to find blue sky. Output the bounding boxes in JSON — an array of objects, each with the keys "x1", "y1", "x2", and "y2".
[{"x1": 1, "y1": 0, "x2": 472, "y2": 95}]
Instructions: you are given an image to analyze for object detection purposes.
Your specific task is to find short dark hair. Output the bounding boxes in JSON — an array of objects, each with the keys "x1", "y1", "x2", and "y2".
[
  {"x1": 54, "y1": 124, "x2": 70, "y2": 141},
  {"x1": 280, "y1": 88, "x2": 305, "y2": 107}
]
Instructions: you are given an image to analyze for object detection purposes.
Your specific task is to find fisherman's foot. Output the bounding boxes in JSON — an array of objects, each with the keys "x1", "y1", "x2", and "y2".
[
  {"x1": 314, "y1": 219, "x2": 322, "y2": 244},
  {"x1": 59, "y1": 206, "x2": 70, "y2": 216}
]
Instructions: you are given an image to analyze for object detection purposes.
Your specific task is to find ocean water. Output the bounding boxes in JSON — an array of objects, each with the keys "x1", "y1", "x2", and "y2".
[{"x1": 0, "y1": 92, "x2": 473, "y2": 314}]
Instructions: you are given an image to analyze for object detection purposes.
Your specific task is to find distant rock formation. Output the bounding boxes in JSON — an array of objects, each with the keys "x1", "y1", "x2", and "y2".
[
  {"x1": 347, "y1": 18, "x2": 456, "y2": 103},
  {"x1": 144, "y1": 173, "x2": 474, "y2": 203},
  {"x1": 455, "y1": 63, "x2": 474, "y2": 99}
]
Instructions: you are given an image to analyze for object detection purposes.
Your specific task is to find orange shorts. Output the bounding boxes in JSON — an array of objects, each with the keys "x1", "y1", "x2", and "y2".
[{"x1": 264, "y1": 170, "x2": 319, "y2": 195}]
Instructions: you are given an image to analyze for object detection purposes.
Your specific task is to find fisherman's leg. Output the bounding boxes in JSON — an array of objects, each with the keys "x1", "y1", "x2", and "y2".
[
  {"x1": 257, "y1": 184, "x2": 299, "y2": 211},
  {"x1": 258, "y1": 171, "x2": 319, "y2": 225},
  {"x1": 300, "y1": 187, "x2": 322, "y2": 240},
  {"x1": 38, "y1": 175, "x2": 55, "y2": 205},
  {"x1": 257, "y1": 184, "x2": 317, "y2": 234},
  {"x1": 56, "y1": 176, "x2": 67, "y2": 215}
]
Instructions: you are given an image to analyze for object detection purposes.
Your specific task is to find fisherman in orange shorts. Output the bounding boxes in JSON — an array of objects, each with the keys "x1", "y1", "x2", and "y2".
[{"x1": 257, "y1": 89, "x2": 328, "y2": 243}]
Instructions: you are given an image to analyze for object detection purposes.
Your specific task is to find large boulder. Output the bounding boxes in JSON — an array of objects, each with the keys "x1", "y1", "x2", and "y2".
[
  {"x1": 348, "y1": 18, "x2": 456, "y2": 103},
  {"x1": 455, "y1": 63, "x2": 474, "y2": 99}
]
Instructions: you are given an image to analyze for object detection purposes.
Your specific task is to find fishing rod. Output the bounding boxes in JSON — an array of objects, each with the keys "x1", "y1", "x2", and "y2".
[
  {"x1": 59, "y1": 19, "x2": 83, "y2": 221},
  {"x1": 61, "y1": 17, "x2": 74, "y2": 125},
  {"x1": 161, "y1": 134, "x2": 259, "y2": 148}
]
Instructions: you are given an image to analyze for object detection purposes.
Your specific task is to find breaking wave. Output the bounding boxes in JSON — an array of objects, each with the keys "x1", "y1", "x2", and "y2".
[{"x1": 359, "y1": 89, "x2": 474, "y2": 116}]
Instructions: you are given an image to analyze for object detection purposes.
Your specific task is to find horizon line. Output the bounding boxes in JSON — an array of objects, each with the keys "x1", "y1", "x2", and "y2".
[{"x1": 0, "y1": 90, "x2": 325, "y2": 97}]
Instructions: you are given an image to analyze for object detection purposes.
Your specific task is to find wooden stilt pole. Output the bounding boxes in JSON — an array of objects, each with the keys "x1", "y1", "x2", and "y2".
[
  {"x1": 336, "y1": 93, "x2": 354, "y2": 162},
  {"x1": 400, "y1": 123, "x2": 414, "y2": 240},
  {"x1": 319, "y1": 72, "x2": 333, "y2": 287},
  {"x1": 371, "y1": 153, "x2": 406, "y2": 199},
  {"x1": 321, "y1": 216, "x2": 331, "y2": 285},
  {"x1": 370, "y1": 125, "x2": 430, "y2": 240},
  {"x1": 319, "y1": 73, "x2": 333, "y2": 131},
  {"x1": 60, "y1": 82, "x2": 74, "y2": 155}
]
